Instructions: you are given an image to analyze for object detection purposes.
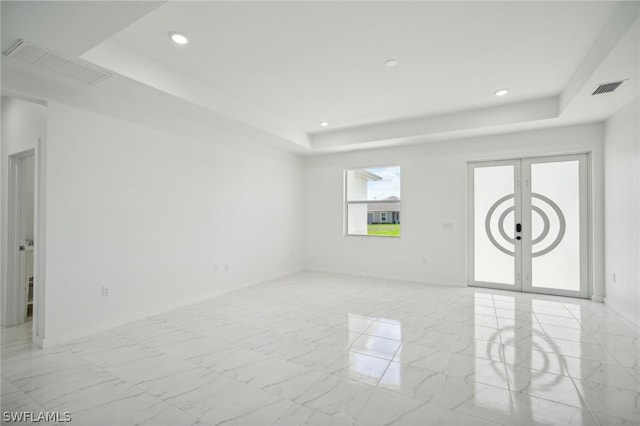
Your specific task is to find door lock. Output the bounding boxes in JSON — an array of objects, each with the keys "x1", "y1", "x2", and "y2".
[{"x1": 516, "y1": 223, "x2": 522, "y2": 240}]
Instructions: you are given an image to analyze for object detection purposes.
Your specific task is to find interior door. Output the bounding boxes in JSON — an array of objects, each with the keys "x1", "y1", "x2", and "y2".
[{"x1": 469, "y1": 154, "x2": 589, "y2": 298}]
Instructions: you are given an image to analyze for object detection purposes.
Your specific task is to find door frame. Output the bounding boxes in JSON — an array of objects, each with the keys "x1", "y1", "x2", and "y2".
[
  {"x1": 467, "y1": 153, "x2": 591, "y2": 299},
  {"x1": 3, "y1": 139, "x2": 46, "y2": 346},
  {"x1": 5, "y1": 150, "x2": 35, "y2": 325}
]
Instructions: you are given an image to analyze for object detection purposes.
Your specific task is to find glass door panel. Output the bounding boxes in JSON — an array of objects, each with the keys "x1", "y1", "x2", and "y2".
[
  {"x1": 523, "y1": 156, "x2": 588, "y2": 297},
  {"x1": 471, "y1": 161, "x2": 520, "y2": 289}
]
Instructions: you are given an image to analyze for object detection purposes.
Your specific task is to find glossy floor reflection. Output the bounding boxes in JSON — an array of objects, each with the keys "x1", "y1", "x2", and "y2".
[{"x1": 2, "y1": 271, "x2": 639, "y2": 425}]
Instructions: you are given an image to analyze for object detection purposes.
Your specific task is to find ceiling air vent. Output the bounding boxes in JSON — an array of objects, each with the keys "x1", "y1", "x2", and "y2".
[
  {"x1": 3, "y1": 40, "x2": 111, "y2": 86},
  {"x1": 592, "y1": 81, "x2": 624, "y2": 95}
]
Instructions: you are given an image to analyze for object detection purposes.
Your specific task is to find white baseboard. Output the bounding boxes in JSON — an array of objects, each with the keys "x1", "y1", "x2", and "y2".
[
  {"x1": 40, "y1": 266, "x2": 304, "y2": 347},
  {"x1": 302, "y1": 267, "x2": 467, "y2": 288}
]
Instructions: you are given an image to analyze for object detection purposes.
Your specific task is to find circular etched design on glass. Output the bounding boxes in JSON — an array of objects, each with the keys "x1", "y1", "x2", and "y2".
[{"x1": 485, "y1": 193, "x2": 565, "y2": 257}]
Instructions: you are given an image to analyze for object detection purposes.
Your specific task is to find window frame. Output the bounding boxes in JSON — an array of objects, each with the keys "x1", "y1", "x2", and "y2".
[{"x1": 343, "y1": 165, "x2": 401, "y2": 238}]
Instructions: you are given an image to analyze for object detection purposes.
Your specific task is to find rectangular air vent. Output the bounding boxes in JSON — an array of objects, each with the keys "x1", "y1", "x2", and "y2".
[
  {"x1": 592, "y1": 81, "x2": 624, "y2": 95},
  {"x1": 3, "y1": 40, "x2": 111, "y2": 86}
]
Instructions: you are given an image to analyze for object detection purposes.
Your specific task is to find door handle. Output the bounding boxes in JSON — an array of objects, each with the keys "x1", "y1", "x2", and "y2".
[{"x1": 516, "y1": 223, "x2": 522, "y2": 232}]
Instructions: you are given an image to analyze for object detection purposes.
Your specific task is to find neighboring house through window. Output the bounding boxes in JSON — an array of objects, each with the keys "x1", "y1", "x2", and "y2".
[{"x1": 344, "y1": 166, "x2": 401, "y2": 237}]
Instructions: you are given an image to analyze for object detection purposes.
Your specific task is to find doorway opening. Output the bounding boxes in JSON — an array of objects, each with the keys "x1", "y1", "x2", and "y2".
[
  {"x1": 468, "y1": 154, "x2": 590, "y2": 299},
  {"x1": 2, "y1": 151, "x2": 36, "y2": 354},
  {"x1": 3, "y1": 149, "x2": 35, "y2": 328},
  {"x1": 2, "y1": 95, "x2": 47, "y2": 352},
  {"x1": 11, "y1": 152, "x2": 35, "y2": 322}
]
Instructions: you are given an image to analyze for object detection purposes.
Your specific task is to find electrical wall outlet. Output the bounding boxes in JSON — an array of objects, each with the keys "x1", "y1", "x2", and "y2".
[{"x1": 101, "y1": 286, "x2": 110, "y2": 297}]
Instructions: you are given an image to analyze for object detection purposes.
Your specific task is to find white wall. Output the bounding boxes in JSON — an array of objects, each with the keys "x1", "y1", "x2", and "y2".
[
  {"x1": 304, "y1": 123, "x2": 604, "y2": 297},
  {"x1": 40, "y1": 102, "x2": 303, "y2": 345},
  {"x1": 604, "y1": 98, "x2": 640, "y2": 325},
  {"x1": 1, "y1": 96, "x2": 46, "y2": 326},
  {"x1": 0, "y1": 97, "x2": 45, "y2": 155}
]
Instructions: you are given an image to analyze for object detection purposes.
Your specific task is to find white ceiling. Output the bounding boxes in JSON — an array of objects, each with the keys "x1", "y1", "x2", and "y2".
[
  {"x1": 110, "y1": 1, "x2": 614, "y2": 127},
  {"x1": 2, "y1": 1, "x2": 639, "y2": 154}
]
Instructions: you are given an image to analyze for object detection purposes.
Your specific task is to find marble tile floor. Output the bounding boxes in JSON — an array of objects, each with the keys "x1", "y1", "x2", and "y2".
[{"x1": 1, "y1": 271, "x2": 639, "y2": 425}]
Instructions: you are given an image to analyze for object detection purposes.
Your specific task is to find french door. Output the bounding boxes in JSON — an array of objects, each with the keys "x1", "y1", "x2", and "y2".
[{"x1": 468, "y1": 154, "x2": 589, "y2": 298}]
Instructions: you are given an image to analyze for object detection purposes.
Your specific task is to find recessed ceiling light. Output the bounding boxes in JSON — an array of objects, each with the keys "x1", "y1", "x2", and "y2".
[
  {"x1": 169, "y1": 32, "x2": 189, "y2": 45},
  {"x1": 385, "y1": 59, "x2": 398, "y2": 67},
  {"x1": 495, "y1": 88, "x2": 509, "y2": 96},
  {"x1": 319, "y1": 121, "x2": 329, "y2": 127}
]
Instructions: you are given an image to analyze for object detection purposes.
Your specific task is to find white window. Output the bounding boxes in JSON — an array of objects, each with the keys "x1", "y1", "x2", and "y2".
[{"x1": 344, "y1": 166, "x2": 401, "y2": 237}]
